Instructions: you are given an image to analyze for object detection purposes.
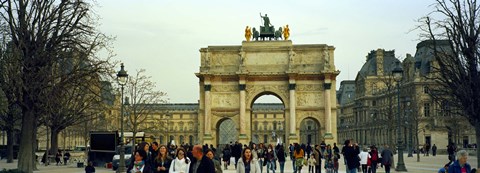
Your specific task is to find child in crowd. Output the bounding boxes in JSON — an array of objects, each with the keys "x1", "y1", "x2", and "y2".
[{"x1": 308, "y1": 154, "x2": 316, "y2": 173}]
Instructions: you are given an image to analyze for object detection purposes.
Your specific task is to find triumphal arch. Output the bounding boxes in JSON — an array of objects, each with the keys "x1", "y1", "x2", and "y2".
[{"x1": 195, "y1": 40, "x2": 339, "y2": 146}]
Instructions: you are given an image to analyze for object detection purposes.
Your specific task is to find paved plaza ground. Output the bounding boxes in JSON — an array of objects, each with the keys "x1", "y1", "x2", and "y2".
[{"x1": 0, "y1": 154, "x2": 478, "y2": 173}]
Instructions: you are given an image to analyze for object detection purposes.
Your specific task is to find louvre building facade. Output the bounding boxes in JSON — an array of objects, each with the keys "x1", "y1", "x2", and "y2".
[{"x1": 337, "y1": 40, "x2": 476, "y2": 153}]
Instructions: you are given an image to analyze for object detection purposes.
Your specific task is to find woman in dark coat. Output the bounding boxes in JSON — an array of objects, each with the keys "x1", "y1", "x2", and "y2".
[
  {"x1": 222, "y1": 145, "x2": 231, "y2": 170},
  {"x1": 153, "y1": 145, "x2": 172, "y2": 173},
  {"x1": 343, "y1": 140, "x2": 360, "y2": 173},
  {"x1": 127, "y1": 149, "x2": 153, "y2": 173}
]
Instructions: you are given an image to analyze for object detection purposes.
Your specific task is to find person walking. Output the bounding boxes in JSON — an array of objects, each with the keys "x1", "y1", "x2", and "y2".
[
  {"x1": 368, "y1": 146, "x2": 379, "y2": 173},
  {"x1": 313, "y1": 145, "x2": 322, "y2": 173},
  {"x1": 206, "y1": 149, "x2": 222, "y2": 173},
  {"x1": 189, "y1": 145, "x2": 215, "y2": 173},
  {"x1": 438, "y1": 163, "x2": 450, "y2": 173},
  {"x1": 63, "y1": 151, "x2": 70, "y2": 165},
  {"x1": 432, "y1": 144, "x2": 437, "y2": 156},
  {"x1": 276, "y1": 145, "x2": 286, "y2": 173},
  {"x1": 265, "y1": 144, "x2": 277, "y2": 173},
  {"x1": 308, "y1": 154, "x2": 316, "y2": 173},
  {"x1": 448, "y1": 150, "x2": 472, "y2": 173},
  {"x1": 293, "y1": 143, "x2": 305, "y2": 173},
  {"x1": 333, "y1": 148, "x2": 340, "y2": 173},
  {"x1": 306, "y1": 143, "x2": 312, "y2": 160},
  {"x1": 85, "y1": 161, "x2": 95, "y2": 173},
  {"x1": 448, "y1": 143, "x2": 457, "y2": 162},
  {"x1": 154, "y1": 145, "x2": 172, "y2": 173},
  {"x1": 233, "y1": 142, "x2": 243, "y2": 169},
  {"x1": 343, "y1": 140, "x2": 360, "y2": 173},
  {"x1": 222, "y1": 145, "x2": 232, "y2": 170},
  {"x1": 127, "y1": 149, "x2": 153, "y2": 173},
  {"x1": 55, "y1": 151, "x2": 62, "y2": 166},
  {"x1": 151, "y1": 142, "x2": 160, "y2": 167},
  {"x1": 258, "y1": 143, "x2": 265, "y2": 173},
  {"x1": 236, "y1": 147, "x2": 261, "y2": 173},
  {"x1": 358, "y1": 148, "x2": 370, "y2": 173},
  {"x1": 169, "y1": 147, "x2": 190, "y2": 173},
  {"x1": 380, "y1": 145, "x2": 393, "y2": 173}
]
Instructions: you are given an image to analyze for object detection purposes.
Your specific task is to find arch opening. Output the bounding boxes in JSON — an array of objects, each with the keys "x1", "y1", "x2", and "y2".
[
  {"x1": 216, "y1": 118, "x2": 237, "y2": 147},
  {"x1": 300, "y1": 118, "x2": 322, "y2": 145},
  {"x1": 250, "y1": 93, "x2": 286, "y2": 145}
]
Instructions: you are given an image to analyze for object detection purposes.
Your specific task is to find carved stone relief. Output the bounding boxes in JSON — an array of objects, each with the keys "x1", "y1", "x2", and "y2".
[
  {"x1": 296, "y1": 92, "x2": 321, "y2": 106},
  {"x1": 212, "y1": 85, "x2": 238, "y2": 92},
  {"x1": 212, "y1": 93, "x2": 238, "y2": 107},
  {"x1": 296, "y1": 84, "x2": 322, "y2": 91}
]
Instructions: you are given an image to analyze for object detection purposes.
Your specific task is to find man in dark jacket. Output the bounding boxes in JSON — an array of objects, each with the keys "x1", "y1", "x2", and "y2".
[
  {"x1": 448, "y1": 150, "x2": 472, "y2": 173},
  {"x1": 381, "y1": 145, "x2": 394, "y2": 173},
  {"x1": 343, "y1": 140, "x2": 360, "y2": 173},
  {"x1": 150, "y1": 142, "x2": 159, "y2": 170},
  {"x1": 189, "y1": 145, "x2": 215, "y2": 173},
  {"x1": 232, "y1": 141, "x2": 242, "y2": 169}
]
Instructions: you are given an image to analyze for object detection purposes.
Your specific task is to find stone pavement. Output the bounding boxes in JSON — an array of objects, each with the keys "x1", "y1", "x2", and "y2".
[{"x1": 0, "y1": 154, "x2": 477, "y2": 173}]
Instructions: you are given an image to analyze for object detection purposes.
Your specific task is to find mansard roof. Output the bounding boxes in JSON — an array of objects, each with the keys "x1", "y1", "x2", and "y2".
[
  {"x1": 148, "y1": 103, "x2": 199, "y2": 111},
  {"x1": 413, "y1": 40, "x2": 451, "y2": 76},
  {"x1": 337, "y1": 80, "x2": 355, "y2": 105},
  {"x1": 357, "y1": 49, "x2": 401, "y2": 79}
]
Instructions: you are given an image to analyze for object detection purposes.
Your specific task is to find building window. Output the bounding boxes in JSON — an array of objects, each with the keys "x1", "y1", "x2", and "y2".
[
  {"x1": 264, "y1": 135, "x2": 268, "y2": 143},
  {"x1": 423, "y1": 86, "x2": 429, "y2": 94},
  {"x1": 273, "y1": 122, "x2": 277, "y2": 130},
  {"x1": 424, "y1": 103, "x2": 430, "y2": 117}
]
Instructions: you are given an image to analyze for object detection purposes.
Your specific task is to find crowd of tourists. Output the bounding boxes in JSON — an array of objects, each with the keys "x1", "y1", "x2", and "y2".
[{"x1": 109, "y1": 139, "x2": 477, "y2": 173}]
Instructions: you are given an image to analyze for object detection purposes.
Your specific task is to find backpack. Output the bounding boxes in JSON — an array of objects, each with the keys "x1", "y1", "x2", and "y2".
[{"x1": 371, "y1": 152, "x2": 378, "y2": 161}]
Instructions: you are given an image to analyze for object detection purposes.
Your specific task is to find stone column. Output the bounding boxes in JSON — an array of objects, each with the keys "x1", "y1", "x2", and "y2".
[
  {"x1": 324, "y1": 83, "x2": 333, "y2": 139},
  {"x1": 204, "y1": 84, "x2": 213, "y2": 140},
  {"x1": 289, "y1": 83, "x2": 296, "y2": 136},
  {"x1": 239, "y1": 84, "x2": 247, "y2": 142}
]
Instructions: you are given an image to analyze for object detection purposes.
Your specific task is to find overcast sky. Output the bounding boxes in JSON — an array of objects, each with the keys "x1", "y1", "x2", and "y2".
[{"x1": 95, "y1": 0, "x2": 434, "y2": 103}]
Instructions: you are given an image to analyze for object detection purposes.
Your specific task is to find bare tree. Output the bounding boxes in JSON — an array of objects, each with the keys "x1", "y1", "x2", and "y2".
[
  {"x1": 0, "y1": 27, "x2": 24, "y2": 163},
  {"x1": 42, "y1": 67, "x2": 111, "y2": 157},
  {"x1": 125, "y1": 69, "x2": 168, "y2": 148},
  {"x1": 0, "y1": 1, "x2": 111, "y2": 172},
  {"x1": 0, "y1": 44, "x2": 22, "y2": 163},
  {"x1": 374, "y1": 72, "x2": 398, "y2": 149},
  {"x1": 418, "y1": 0, "x2": 480, "y2": 166}
]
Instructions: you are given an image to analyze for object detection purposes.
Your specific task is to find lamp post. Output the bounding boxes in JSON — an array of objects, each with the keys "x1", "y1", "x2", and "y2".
[
  {"x1": 404, "y1": 98, "x2": 413, "y2": 157},
  {"x1": 370, "y1": 111, "x2": 376, "y2": 145},
  {"x1": 392, "y1": 62, "x2": 407, "y2": 171},
  {"x1": 117, "y1": 63, "x2": 128, "y2": 172}
]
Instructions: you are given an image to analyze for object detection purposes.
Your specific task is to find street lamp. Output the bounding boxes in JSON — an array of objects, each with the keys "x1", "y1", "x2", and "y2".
[
  {"x1": 404, "y1": 97, "x2": 413, "y2": 157},
  {"x1": 370, "y1": 111, "x2": 376, "y2": 145},
  {"x1": 392, "y1": 62, "x2": 407, "y2": 171},
  {"x1": 117, "y1": 63, "x2": 128, "y2": 173}
]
